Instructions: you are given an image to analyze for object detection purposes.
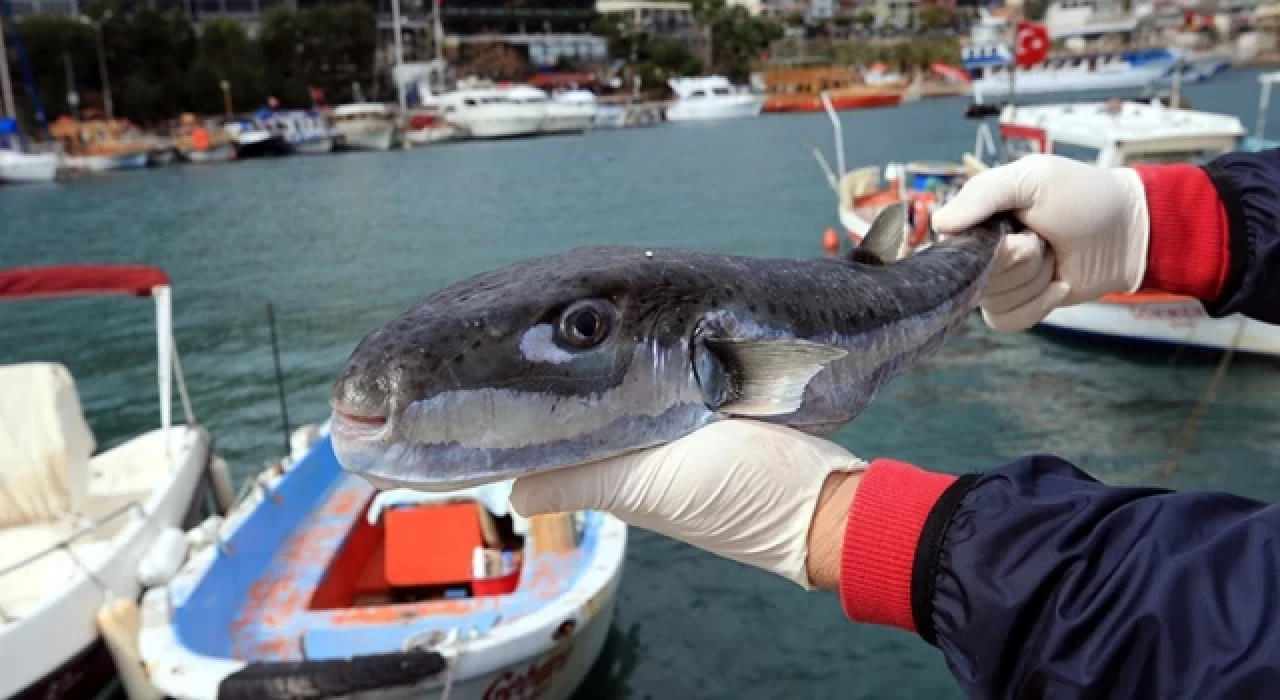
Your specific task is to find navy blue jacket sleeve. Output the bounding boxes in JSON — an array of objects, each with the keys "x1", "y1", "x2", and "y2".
[
  {"x1": 1202, "y1": 148, "x2": 1280, "y2": 323},
  {"x1": 920, "y1": 457, "x2": 1280, "y2": 699}
]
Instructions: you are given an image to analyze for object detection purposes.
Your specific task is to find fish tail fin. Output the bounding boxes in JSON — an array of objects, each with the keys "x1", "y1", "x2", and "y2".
[{"x1": 847, "y1": 201, "x2": 909, "y2": 266}]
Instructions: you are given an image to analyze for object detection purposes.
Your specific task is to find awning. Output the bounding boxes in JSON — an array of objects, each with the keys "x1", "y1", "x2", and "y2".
[{"x1": 0, "y1": 265, "x2": 171, "y2": 301}]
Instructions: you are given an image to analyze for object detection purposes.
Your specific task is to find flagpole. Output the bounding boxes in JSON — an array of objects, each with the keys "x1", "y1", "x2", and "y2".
[{"x1": 391, "y1": 0, "x2": 406, "y2": 111}]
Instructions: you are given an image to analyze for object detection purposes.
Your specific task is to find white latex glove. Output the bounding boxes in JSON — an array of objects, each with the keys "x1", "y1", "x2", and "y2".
[
  {"x1": 931, "y1": 154, "x2": 1151, "y2": 332},
  {"x1": 510, "y1": 419, "x2": 868, "y2": 589}
]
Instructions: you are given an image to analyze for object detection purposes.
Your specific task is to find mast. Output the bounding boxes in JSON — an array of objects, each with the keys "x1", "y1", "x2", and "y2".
[
  {"x1": 390, "y1": 0, "x2": 406, "y2": 111},
  {"x1": 0, "y1": 14, "x2": 15, "y2": 118},
  {"x1": 434, "y1": 0, "x2": 443, "y2": 62}
]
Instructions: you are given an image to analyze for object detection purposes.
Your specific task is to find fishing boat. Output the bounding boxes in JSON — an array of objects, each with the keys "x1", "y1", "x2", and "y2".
[
  {"x1": 0, "y1": 117, "x2": 59, "y2": 184},
  {"x1": 969, "y1": 100, "x2": 1279, "y2": 355},
  {"x1": 0, "y1": 264, "x2": 231, "y2": 699},
  {"x1": 330, "y1": 102, "x2": 401, "y2": 151},
  {"x1": 173, "y1": 115, "x2": 237, "y2": 164},
  {"x1": 963, "y1": 45, "x2": 1185, "y2": 103},
  {"x1": 665, "y1": 75, "x2": 764, "y2": 122},
  {"x1": 761, "y1": 66, "x2": 906, "y2": 113},
  {"x1": 49, "y1": 116, "x2": 152, "y2": 172},
  {"x1": 138, "y1": 422, "x2": 627, "y2": 699}
]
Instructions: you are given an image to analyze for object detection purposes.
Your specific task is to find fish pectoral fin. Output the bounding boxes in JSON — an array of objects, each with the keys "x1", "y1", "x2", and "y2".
[{"x1": 706, "y1": 338, "x2": 847, "y2": 417}]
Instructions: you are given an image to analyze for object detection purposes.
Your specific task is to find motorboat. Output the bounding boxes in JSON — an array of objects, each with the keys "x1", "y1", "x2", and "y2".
[
  {"x1": 223, "y1": 119, "x2": 290, "y2": 159},
  {"x1": 263, "y1": 108, "x2": 335, "y2": 155},
  {"x1": 330, "y1": 103, "x2": 401, "y2": 151},
  {"x1": 664, "y1": 76, "x2": 764, "y2": 122},
  {"x1": 502, "y1": 84, "x2": 597, "y2": 134},
  {"x1": 172, "y1": 116, "x2": 237, "y2": 164},
  {"x1": 404, "y1": 106, "x2": 461, "y2": 146},
  {"x1": 432, "y1": 83, "x2": 543, "y2": 140},
  {"x1": 138, "y1": 423, "x2": 626, "y2": 699},
  {"x1": 0, "y1": 264, "x2": 231, "y2": 699},
  {"x1": 0, "y1": 117, "x2": 59, "y2": 185}
]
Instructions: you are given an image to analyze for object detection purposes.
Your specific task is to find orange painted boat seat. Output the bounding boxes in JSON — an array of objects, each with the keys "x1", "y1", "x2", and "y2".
[{"x1": 384, "y1": 502, "x2": 485, "y2": 588}]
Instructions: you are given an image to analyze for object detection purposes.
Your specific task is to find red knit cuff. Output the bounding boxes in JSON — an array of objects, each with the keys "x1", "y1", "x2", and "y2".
[
  {"x1": 839, "y1": 459, "x2": 957, "y2": 632},
  {"x1": 1132, "y1": 164, "x2": 1230, "y2": 301}
]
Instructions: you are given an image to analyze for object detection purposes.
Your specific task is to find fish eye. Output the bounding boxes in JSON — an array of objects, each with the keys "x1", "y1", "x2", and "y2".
[{"x1": 555, "y1": 300, "x2": 614, "y2": 350}]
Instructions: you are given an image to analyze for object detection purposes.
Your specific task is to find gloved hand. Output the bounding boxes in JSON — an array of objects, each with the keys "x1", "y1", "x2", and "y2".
[
  {"x1": 510, "y1": 420, "x2": 867, "y2": 590},
  {"x1": 932, "y1": 154, "x2": 1151, "y2": 332}
]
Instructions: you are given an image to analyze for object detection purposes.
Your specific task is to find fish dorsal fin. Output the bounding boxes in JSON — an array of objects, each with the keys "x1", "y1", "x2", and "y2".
[
  {"x1": 702, "y1": 338, "x2": 847, "y2": 416},
  {"x1": 850, "y1": 201, "x2": 910, "y2": 265}
]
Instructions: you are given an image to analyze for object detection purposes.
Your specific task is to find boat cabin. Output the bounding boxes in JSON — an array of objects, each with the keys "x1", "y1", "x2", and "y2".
[{"x1": 979, "y1": 100, "x2": 1245, "y2": 168}]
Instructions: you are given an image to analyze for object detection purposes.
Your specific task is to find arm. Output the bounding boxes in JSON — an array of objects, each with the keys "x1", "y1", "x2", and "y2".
[
  {"x1": 1133, "y1": 148, "x2": 1280, "y2": 323},
  {"x1": 833, "y1": 458, "x2": 1280, "y2": 698}
]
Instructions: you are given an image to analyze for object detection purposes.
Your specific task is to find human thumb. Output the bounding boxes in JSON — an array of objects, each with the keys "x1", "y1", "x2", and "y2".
[
  {"x1": 510, "y1": 459, "x2": 620, "y2": 517},
  {"x1": 932, "y1": 162, "x2": 1032, "y2": 235}
]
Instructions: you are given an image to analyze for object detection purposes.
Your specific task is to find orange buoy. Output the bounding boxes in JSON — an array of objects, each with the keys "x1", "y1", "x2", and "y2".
[{"x1": 823, "y1": 227, "x2": 840, "y2": 256}]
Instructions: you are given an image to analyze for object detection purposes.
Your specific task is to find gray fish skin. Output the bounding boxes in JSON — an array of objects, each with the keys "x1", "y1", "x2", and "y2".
[{"x1": 330, "y1": 212, "x2": 1014, "y2": 492}]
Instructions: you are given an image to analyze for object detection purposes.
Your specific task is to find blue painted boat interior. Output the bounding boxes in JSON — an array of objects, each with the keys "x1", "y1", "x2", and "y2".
[{"x1": 172, "y1": 435, "x2": 606, "y2": 662}]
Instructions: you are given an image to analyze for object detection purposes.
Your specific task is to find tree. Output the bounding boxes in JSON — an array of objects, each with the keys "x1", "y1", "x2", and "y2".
[
  {"x1": 461, "y1": 41, "x2": 533, "y2": 82},
  {"x1": 918, "y1": 4, "x2": 954, "y2": 31}
]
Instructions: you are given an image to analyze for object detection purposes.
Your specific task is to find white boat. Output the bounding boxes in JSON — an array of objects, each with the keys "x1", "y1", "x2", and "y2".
[
  {"x1": 139, "y1": 422, "x2": 626, "y2": 700},
  {"x1": 970, "y1": 100, "x2": 1274, "y2": 355},
  {"x1": 0, "y1": 123, "x2": 60, "y2": 184},
  {"x1": 434, "y1": 83, "x2": 543, "y2": 140},
  {"x1": 0, "y1": 265, "x2": 230, "y2": 699},
  {"x1": 500, "y1": 85, "x2": 596, "y2": 134},
  {"x1": 664, "y1": 76, "x2": 764, "y2": 122},
  {"x1": 331, "y1": 102, "x2": 401, "y2": 151},
  {"x1": 964, "y1": 45, "x2": 1184, "y2": 102}
]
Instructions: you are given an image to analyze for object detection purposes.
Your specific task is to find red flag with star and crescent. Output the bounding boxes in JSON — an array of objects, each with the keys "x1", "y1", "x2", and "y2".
[{"x1": 1014, "y1": 21, "x2": 1050, "y2": 68}]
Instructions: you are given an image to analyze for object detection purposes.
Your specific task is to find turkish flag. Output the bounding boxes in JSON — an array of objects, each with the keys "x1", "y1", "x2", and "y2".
[{"x1": 1014, "y1": 22, "x2": 1050, "y2": 68}]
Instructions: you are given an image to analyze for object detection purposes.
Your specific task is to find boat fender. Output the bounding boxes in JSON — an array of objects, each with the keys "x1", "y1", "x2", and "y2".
[
  {"x1": 138, "y1": 527, "x2": 190, "y2": 588},
  {"x1": 96, "y1": 597, "x2": 164, "y2": 700},
  {"x1": 215, "y1": 650, "x2": 448, "y2": 700},
  {"x1": 209, "y1": 455, "x2": 235, "y2": 515},
  {"x1": 909, "y1": 197, "x2": 932, "y2": 248},
  {"x1": 186, "y1": 515, "x2": 226, "y2": 551}
]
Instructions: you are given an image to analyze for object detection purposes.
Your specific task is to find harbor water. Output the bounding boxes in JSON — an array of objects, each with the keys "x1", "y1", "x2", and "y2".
[{"x1": 4, "y1": 68, "x2": 1280, "y2": 698}]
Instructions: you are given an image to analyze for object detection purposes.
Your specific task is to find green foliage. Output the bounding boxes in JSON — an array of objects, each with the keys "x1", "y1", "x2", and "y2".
[
  {"x1": 917, "y1": 4, "x2": 954, "y2": 31},
  {"x1": 4, "y1": 3, "x2": 376, "y2": 126},
  {"x1": 768, "y1": 36, "x2": 962, "y2": 72}
]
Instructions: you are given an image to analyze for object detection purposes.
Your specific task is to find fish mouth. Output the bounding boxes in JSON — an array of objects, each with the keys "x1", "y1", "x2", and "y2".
[{"x1": 329, "y1": 400, "x2": 391, "y2": 442}]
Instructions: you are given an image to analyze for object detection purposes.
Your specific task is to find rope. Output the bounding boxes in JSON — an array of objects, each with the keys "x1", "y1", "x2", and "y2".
[
  {"x1": 1155, "y1": 318, "x2": 1246, "y2": 481},
  {"x1": 171, "y1": 333, "x2": 196, "y2": 425}
]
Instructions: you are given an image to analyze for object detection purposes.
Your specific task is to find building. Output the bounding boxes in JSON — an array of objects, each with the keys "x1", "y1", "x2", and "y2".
[
  {"x1": 872, "y1": 0, "x2": 919, "y2": 26},
  {"x1": 808, "y1": 0, "x2": 834, "y2": 19},
  {"x1": 595, "y1": 0, "x2": 712, "y2": 65}
]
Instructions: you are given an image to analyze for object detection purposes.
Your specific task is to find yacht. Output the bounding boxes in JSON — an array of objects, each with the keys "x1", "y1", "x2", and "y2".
[
  {"x1": 0, "y1": 118, "x2": 58, "y2": 184},
  {"x1": 433, "y1": 84, "x2": 543, "y2": 140},
  {"x1": 330, "y1": 102, "x2": 401, "y2": 151},
  {"x1": 504, "y1": 84, "x2": 597, "y2": 134},
  {"x1": 665, "y1": 76, "x2": 765, "y2": 122}
]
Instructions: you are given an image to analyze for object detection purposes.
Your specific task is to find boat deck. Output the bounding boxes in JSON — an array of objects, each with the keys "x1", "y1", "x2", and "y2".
[{"x1": 223, "y1": 446, "x2": 590, "y2": 663}]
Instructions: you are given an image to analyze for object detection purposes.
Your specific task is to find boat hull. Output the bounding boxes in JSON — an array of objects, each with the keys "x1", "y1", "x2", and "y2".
[
  {"x1": 0, "y1": 427, "x2": 214, "y2": 699},
  {"x1": 291, "y1": 136, "x2": 334, "y2": 154},
  {"x1": 65, "y1": 151, "x2": 149, "y2": 172},
  {"x1": 1037, "y1": 295, "x2": 1280, "y2": 357},
  {"x1": 971, "y1": 62, "x2": 1174, "y2": 99},
  {"x1": 235, "y1": 135, "x2": 291, "y2": 159},
  {"x1": 667, "y1": 95, "x2": 765, "y2": 121},
  {"x1": 540, "y1": 108, "x2": 597, "y2": 134},
  {"x1": 183, "y1": 143, "x2": 237, "y2": 164},
  {"x1": 592, "y1": 106, "x2": 627, "y2": 129},
  {"x1": 406, "y1": 125, "x2": 459, "y2": 145},
  {"x1": 336, "y1": 126, "x2": 397, "y2": 151},
  {"x1": 0, "y1": 151, "x2": 59, "y2": 184},
  {"x1": 764, "y1": 92, "x2": 902, "y2": 113},
  {"x1": 465, "y1": 116, "x2": 542, "y2": 140}
]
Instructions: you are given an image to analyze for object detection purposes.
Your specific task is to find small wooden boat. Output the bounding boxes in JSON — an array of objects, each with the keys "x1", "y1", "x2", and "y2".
[
  {"x1": 760, "y1": 66, "x2": 906, "y2": 113},
  {"x1": 139, "y1": 425, "x2": 626, "y2": 700},
  {"x1": 0, "y1": 265, "x2": 230, "y2": 699},
  {"x1": 173, "y1": 114, "x2": 237, "y2": 164},
  {"x1": 50, "y1": 116, "x2": 153, "y2": 172}
]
